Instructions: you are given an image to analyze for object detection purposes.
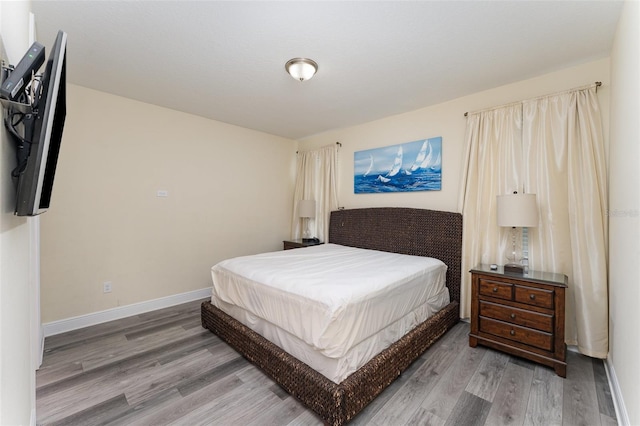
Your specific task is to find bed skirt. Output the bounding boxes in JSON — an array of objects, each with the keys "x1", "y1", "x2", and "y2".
[{"x1": 201, "y1": 299, "x2": 459, "y2": 425}]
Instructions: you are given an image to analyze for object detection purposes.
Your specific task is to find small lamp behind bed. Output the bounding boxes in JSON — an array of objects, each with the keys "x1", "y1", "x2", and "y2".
[
  {"x1": 298, "y1": 199, "x2": 316, "y2": 242},
  {"x1": 497, "y1": 192, "x2": 538, "y2": 274}
]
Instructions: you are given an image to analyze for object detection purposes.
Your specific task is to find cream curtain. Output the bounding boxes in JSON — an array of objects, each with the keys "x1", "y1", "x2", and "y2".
[
  {"x1": 523, "y1": 87, "x2": 608, "y2": 357},
  {"x1": 459, "y1": 85, "x2": 608, "y2": 357},
  {"x1": 291, "y1": 145, "x2": 339, "y2": 243},
  {"x1": 459, "y1": 104, "x2": 523, "y2": 322}
]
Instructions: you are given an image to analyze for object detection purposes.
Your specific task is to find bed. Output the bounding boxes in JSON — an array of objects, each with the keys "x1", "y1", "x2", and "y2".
[{"x1": 201, "y1": 207, "x2": 463, "y2": 425}]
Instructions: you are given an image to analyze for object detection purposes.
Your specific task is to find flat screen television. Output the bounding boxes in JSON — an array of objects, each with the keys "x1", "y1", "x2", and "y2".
[{"x1": 3, "y1": 30, "x2": 67, "y2": 216}]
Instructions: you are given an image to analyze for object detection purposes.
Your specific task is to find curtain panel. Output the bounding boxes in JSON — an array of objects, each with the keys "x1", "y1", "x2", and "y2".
[
  {"x1": 458, "y1": 104, "x2": 523, "y2": 319},
  {"x1": 291, "y1": 145, "x2": 339, "y2": 243},
  {"x1": 459, "y1": 85, "x2": 608, "y2": 358},
  {"x1": 523, "y1": 87, "x2": 608, "y2": 357}
]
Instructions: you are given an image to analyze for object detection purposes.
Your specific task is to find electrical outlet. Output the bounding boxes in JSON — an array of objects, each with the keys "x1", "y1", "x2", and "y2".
[{"x1": 103, "y1": 281, "x2": 112, "y2": 293}]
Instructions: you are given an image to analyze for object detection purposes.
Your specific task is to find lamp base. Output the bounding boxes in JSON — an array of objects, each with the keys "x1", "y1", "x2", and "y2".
[{"x1": 504, "y1": 263, "x2": 525, "y2": 274}]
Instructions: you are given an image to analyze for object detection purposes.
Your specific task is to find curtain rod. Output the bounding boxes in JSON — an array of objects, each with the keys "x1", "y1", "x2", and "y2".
[
  {"x1": 297, "y1": 141, "x2": 341, "y2": 154},
  {"x1": 463, "y1": 81, "x2": 602, "y2": 117}
]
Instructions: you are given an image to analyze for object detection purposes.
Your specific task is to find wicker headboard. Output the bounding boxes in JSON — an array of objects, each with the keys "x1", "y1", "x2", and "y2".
[{"x1": 328, "y1": 207, "x2": 463, "y2": 303}]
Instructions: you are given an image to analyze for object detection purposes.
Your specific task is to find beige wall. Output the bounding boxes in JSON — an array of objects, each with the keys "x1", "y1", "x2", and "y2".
[
  {"x1": 0, "y1": 2, "x2": 37, "y2": 425},
  {"x1": 299, "y1": 59, "x2": 610, "y2": 214},
  {"x1": 40, "y1": 85, "x2": 296, "y2": 323},
  {"x1": 609, "y1": 1, "x2": 640, "y2": 424}
]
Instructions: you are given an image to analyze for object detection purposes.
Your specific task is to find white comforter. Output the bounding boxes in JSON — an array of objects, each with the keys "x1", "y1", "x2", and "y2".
[{"x1": 211, "y1": 243, "x2": 448, "y2": 358}]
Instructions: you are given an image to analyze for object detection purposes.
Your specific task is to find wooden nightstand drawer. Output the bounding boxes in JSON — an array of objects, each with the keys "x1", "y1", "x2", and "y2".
[
  {"x1": 515, "y1": 285, "x2": 554, "y2": 309},
  {"x1": 479, "y1": 317, "x2": 553, "y2": 351},
  {"x1": 479, "y1": 300, "x2": 553, "y2": 332},
  {"x1": 479, "y1": 279, "x2": 513, "y2": 301}
]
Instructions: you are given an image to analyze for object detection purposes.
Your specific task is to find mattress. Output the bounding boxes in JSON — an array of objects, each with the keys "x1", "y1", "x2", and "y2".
[{"x1": 210, "y1": 243, "x2": 449, "y2": 382}]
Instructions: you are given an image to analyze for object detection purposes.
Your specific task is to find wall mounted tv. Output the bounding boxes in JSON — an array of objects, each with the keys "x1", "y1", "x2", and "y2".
[{"x1": 1, "y1": 30, "x2": 67, "y2": 216}]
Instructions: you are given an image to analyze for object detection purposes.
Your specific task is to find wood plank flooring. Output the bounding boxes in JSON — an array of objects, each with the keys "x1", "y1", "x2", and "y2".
[{"x1": 36, "y1": 299, "x2": 617, "y2": 426}]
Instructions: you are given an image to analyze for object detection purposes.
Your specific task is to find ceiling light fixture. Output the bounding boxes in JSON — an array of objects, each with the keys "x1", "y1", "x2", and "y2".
[{"x1": 285, "y1": 58, "x2": 318, "y2": 82}]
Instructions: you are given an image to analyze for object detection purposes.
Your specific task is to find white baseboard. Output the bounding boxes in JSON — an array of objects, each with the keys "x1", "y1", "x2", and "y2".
[
  {"x1": 604, "y1": 355, "x2": 630, "y2": 426},
  {"x1": 42, "y1": 288, "x2": 211, "y2": 337}
]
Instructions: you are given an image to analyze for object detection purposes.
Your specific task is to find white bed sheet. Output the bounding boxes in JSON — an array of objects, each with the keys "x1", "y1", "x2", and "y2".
[
  {"x1": 210, "y1": 243, "x2": 448, "y2": 359},
  {"x1": 212, "y1": 288, "x2": 449, "y2": 383}
]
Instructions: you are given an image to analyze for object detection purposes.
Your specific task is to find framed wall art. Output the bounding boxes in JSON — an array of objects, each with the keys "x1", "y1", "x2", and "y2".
[{"x1": 354, "y1": 136, "x2": 442, "y2": 193}]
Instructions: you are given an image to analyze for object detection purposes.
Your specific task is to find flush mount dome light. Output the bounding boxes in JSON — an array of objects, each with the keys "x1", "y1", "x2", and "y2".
[{"x1": 285, "y1": 58, "x2": 318, "y2": 81}]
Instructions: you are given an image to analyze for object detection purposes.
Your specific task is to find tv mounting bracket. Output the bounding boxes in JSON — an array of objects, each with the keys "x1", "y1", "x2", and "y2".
[{"x1": 0, "y1": 60, "x2": 39, "y2": 114}]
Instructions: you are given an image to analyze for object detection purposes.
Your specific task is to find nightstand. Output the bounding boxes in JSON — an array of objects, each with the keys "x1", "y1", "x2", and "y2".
[
  {"x1": 283, "y1": 239, "x2": 323, "y2": 250},
  {"x1": 469, "y1": 264, "x2": 568, "y2": 377}
]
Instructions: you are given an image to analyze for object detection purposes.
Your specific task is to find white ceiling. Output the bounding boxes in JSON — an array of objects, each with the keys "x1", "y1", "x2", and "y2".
[{"x1": 30, "y1": 1, "x2": 623, "y2": 140}]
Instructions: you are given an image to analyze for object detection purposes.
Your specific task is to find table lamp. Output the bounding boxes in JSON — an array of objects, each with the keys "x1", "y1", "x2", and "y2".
[
  {"x1": 497, "y1": 192, "x2": 538, "y2": 274},
  {"x1": 298, "y1": 199, "x2": 316, "y2": 242}
]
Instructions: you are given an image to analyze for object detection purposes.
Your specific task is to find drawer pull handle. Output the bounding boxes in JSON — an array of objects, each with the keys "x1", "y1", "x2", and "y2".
[
  {"x1": 510, "y1": 313, "x2": 516, "y2": 319},
  {"x1": 510, "y1": 329, "x2": 515, "y2": 336},
  {"x1": 530, "y1": 294, "x2": 536, "y2": 300},
  {"x1": 492, "y1": 287, "x2": 498, "y2": 293}
]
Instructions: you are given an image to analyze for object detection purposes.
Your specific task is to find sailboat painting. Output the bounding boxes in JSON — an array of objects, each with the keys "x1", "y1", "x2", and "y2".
[{"x1": 354, "y1": 137, "x2": 442, "y2": 193}]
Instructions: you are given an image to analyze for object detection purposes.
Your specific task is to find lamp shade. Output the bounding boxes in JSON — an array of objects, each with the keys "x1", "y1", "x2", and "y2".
[
  {"x1": 497, "y1": 193, "x2": 538, "y2": 227},
  {"x1": 298, "y1": 199, "x2": 316, "y2": 218}
]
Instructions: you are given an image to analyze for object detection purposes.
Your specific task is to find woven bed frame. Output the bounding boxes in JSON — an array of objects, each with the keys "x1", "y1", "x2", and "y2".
[{"x1": 201, "y1": 207, "x2": 463, "y2": 425}]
